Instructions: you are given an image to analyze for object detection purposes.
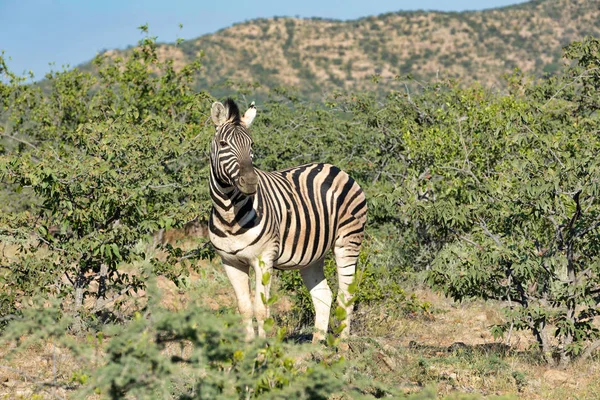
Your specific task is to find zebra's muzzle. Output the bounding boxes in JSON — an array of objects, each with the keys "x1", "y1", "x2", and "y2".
[{"x1": 237, "y1": 173, "x2": 258, "y2": 196}]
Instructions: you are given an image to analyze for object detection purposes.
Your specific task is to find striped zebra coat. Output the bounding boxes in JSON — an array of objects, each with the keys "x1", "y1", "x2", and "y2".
[{"x1": 208, "y1": 99, "x2": 367, "y2": 342}]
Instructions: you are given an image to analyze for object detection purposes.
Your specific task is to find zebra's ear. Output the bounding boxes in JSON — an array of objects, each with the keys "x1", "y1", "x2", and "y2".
[
  {"x1": 241, "y1": 101, "x2": 256, "y2": 127},
  {"x1": 211, "y1": 102, "x2": 228, "y2": 127}
]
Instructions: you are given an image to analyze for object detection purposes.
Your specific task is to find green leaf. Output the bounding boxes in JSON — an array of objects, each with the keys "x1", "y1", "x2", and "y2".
[
  {"x1": 111, "y1": 244, "x2": 121, "y2": 260},
  {"x1": 261, "y1": 271, "x2": 271, "y2": 286},
  {"x1": 267, "y1": 294, "x2": 279, "y2": 306},
  {"x1": 326, "y1": 333, "x2": 338, "y2": 347},
  {"x1": 348, "y1": 281, "x2": 358, "y2": 295},
  {"x1": 334, "y1": 306, "x2": 347, "y2": 322},
  {"x1": 263, "y1": 317, "x2": 275, "y2": 333}
]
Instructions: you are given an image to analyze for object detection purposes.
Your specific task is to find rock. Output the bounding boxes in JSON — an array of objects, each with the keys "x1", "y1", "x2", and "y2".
[
  {"x1": 382, "y1": 343, "x2": 399, "y2": 355},
  {"x1": 374, "y1": 351, "x2": 397, "y2": 370},
  {"x1": 475, "y1": 314, "x2": 487, "y2": 322},
  {"x1": 543, "y1": 369, "x2": 571, "y2": 385}
]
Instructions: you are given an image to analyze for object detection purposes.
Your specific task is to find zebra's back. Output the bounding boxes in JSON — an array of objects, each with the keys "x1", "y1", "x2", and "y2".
[{"x1": 258, "y1": 162, "x2": 367, "y2": 269}]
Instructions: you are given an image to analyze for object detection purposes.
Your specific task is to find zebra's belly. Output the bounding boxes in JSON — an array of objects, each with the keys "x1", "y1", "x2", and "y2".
[
  {"x1": 210, "y1": 228, "x2": 329, "y2": 270},
  {"x1": 209, "y1": 226, "x2": 279, "y2": 267},
  {"x1": 273, "y1": 258, "x2": 322, "y2": 270},
  {"x1": 272, "y1": 239, "x2": 333, "y2": 270}
]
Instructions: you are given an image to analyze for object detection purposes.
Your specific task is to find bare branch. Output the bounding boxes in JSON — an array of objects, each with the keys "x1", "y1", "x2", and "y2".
[
  {"x1": 582, "y1": 339, "x2": 600, "y2": 361},
  {"x1": 35, "y1": 234, "x2": 66, "y2": 253},
  {"x1": 523, "y1": 125, "x2": 565, "y2": 168},
  {"x1": 449, "y1": 228, "x2": 483, "y2": 250},
  {"x1": 0, "y1": 133, "x2": 63, "y2": 163},
  {"x1": 574, "y1": 215, "x2": 600, "y2": 239},
  {"x1": 91, "y1": 284, "x2": 132, "y2": 313},
  {"x1": 177, "y1": 242, "x2": 211, "y2": 263},
  {"x1": 478, "y1": 218, "x2": 503, "y2": 247},
  {"x1": 0, "y1": 133, "x2": 37, "y2": 150},
  {"x1": 148, "y1": 183, "x2": 181, "y2": 190},
  {"x1": 438, "y1": 165, "x2": 481, "y2": 185},
  {"x1": 542, "y1": 67, "x2": 600, "y2": 108}
]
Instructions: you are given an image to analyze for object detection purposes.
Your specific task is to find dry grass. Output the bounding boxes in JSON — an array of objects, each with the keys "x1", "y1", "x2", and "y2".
[{"x1": 349, "y1": 288, "x2": 600, "y2": 399}]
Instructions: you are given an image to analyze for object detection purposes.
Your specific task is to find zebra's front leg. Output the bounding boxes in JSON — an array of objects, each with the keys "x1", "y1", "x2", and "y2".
[
  {"x1": 253, "y1": 257, "x2": 274, "y2": 338},
  {"x1": 300, "y1": 259, "x2": 332, "y2": 344},
  {"x1": 222, "y1": 261, "x2": 255, "y2": 341}
]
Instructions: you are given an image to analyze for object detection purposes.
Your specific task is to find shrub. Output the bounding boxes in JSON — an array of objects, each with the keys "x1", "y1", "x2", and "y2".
[{"x1": 1, "y1": 28, "x2": 212, "y2": 329}]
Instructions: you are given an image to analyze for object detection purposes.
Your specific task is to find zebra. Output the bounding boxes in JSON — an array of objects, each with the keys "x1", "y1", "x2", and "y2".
[{"x1": 208, "y1": 98, "x2": 367, "y2": 343}]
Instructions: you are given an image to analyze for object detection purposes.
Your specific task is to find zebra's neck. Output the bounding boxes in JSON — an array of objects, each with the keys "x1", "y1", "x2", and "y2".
[{"x1": 209, "y1": 168, "x2": 258, "y2": 226}]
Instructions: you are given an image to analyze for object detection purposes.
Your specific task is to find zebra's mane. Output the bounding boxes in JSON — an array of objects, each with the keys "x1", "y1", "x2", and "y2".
[{"x1": 223, "y1": 98, "x2": 241, "y2": 124}]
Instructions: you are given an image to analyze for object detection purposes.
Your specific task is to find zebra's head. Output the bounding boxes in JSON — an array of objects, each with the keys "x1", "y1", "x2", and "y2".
[{"x1": 210, "y1": 99, "x2": 258, "y2": 196}]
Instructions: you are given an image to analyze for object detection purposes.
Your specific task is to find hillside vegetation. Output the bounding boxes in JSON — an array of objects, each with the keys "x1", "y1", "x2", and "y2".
[{"x1": 98, "y1": 0, "x2": 600, "y2": 97}]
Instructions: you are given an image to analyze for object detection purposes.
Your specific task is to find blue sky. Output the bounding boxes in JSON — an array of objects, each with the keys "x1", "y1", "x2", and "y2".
[{"x1": 1, "y1": 0, "x2": 528, "y2": 81}]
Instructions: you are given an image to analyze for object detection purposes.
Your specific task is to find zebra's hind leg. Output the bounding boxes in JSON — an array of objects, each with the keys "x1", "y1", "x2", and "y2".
[
  {"x1": 300, "y1": 259, "x2": 332, "y2": 344},
  {"x1": 334, "y1": 239, "x2": 362, "y2": 339},
  {"x1": 222, "y1": 261, "x2": 254, "y2": 341}
]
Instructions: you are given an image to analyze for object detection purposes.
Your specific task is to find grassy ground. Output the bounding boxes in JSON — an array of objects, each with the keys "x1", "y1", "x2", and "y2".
[{"x1": 1, "y1": 252, "x2": 600, "y2": 399}]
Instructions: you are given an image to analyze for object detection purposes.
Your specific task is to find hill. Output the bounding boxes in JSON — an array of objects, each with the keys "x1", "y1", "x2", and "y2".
[
  {"x1": 94, "y1": 0, "x2": 600, "y2": 97},
  {"x1": 121, "y1": 0, "x2": 599, "y2": 97}
]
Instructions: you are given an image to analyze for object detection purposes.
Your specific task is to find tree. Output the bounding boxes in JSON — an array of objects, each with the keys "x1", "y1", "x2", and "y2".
[
  {"x1": 1, "y1": 29, "x2": 212, "y2": 328},
  {"x1": 424, "y1": 38, "x2": 600, "y2": 367}
]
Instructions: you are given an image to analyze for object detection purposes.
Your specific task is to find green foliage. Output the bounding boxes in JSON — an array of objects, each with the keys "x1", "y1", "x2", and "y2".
[
  {"x1": 1, "y1": 284, "x2": 393, "y2": 399},
  {"x1": 352, "y1": 246, "x2": 411, "y2": 307},
  {"x1": 0, "y1": 28, "x2": 212, "y2": 327},
  {"x1": 420, "y1": 38, "x2": 600, "y2": 367}
]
